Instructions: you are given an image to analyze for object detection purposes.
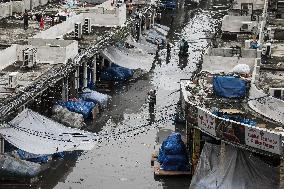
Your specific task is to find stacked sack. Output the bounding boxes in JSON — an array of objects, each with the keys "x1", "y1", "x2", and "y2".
[{"x1": 157, "y1": 133, "x2": 189, "y2": 171}]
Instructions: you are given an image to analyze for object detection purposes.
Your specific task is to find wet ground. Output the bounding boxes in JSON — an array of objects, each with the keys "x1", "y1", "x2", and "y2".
[{"x1": 2, "y1": 0, "x2": 228, "y2": 188}]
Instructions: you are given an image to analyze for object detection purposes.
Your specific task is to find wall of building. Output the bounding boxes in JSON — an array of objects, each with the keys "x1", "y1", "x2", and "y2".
[
  {"x1": 208, "y1": 47, "x2": 259, "y2": 58},
  {"x1": 248, "y1": 58, "x2": 284, "y2": 125},
  {"x1": 0, "y1": 2, "x2": 12, "y2": 18},
  {"x1": 33, "y1": 14, "x2": 85, "y2": 39},
  {"x1": 232, "y1": 0, "x2": 265, "y2": 10},
  {"x1": 28, "y1": 38, "x2": 79, "y2": 64},
  {"x1": 0, "y1": 45, "x2": 17, "y2": 70},
  {"x1": 12, "y1": 0, "x2": 49, "y2": 13},
  {"x1": 221, "y1": 15, "x2": 260, "y2": 33}
]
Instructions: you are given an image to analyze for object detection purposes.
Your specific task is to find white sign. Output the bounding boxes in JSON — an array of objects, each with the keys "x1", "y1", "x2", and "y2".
[
  {"x1": 245, "y1": 127, "x2": 282, "y2": 155},
  {"x1": 197, "y1": 108, "x2": 216, "y2": 136}
]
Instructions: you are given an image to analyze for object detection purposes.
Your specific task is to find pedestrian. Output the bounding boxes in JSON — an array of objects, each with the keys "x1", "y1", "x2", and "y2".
[
  {"x1": 23, "y1": 10, "x2": 29, "y2": 30},
  {"x1": 40, "y1": 16, "x2": 45, "y2": 30},
  {"x1": 170, "y1": 14, "x2": 174, "y2": 25}
]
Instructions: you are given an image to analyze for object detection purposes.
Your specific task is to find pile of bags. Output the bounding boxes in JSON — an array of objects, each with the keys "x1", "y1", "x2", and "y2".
[
  {"x1": 157, "y1": 133, "x2": 189, "y2": 171},
  {"x1": 81, "y1": 89, "x2": 109, "y2": 108},
  {"x1": 52, "y1": 105, "x2": 85, "y2": 128},
  {"x1": 100, "y1": 64, "x2": 133, "y2": 81},
  {"x1": 57, "y1": 100, "x2": 96, "y2": 119}
]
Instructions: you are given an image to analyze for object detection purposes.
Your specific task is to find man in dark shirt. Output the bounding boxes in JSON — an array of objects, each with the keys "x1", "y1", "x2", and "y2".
[{"x1": 23, "y1": 10, "x2": 29, "y2": 30}]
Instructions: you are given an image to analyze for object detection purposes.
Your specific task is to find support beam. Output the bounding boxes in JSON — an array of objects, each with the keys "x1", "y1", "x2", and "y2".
[
  {"x1": 75, "y1": 66, "x2": 80, "y2": 90},
  {"x1": 191, "y1": 128, "x2": 201, "y2": 174},
  {"x1": 0, "y1": 136, "x2": 4, "y2": 154},
  {"x1": 92, "y1": 58, "x2": 97, "y2": 84},
  {"x1": 62, "y1": 78, "x2": 69, "y2": 101},
  {"x1": 83, "y1": 62, "x2": 88, "y2": 88},
  {"x1": 220, "y1": 141, "x2": 226, "y2": 174},
  {"x1": 280, "y1": 159, "x2": 284, "y2": 188}
]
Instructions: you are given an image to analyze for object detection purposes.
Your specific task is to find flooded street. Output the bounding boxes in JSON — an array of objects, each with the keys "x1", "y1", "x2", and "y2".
[{"x1": 4, "y1": 1, "x2": 226, "y2": 189}]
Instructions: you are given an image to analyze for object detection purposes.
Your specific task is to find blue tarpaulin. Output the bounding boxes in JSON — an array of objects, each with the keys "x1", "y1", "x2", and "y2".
[
  {"x1": 17, "y1": 149, "x2": 50, "y2": 164},
  {"x1": 57, "y1": 100, "x2": 96, "y2": 119},
  {"x1": 157, "y1": 133, "x2": 189, "y2": 171},
  {"x1": 100, "y1": 64, "x2": 133, "y2": 81},
  {"x1": 213, "y1": 76, "x2": 246, "y2": 98}
]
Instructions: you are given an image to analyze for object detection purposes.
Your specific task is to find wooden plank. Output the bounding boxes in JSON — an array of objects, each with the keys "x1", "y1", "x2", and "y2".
[
  {"x1": 153, "y1": 163, "x2": 191, "y2": 176},
  {"x1": 220, "y1": 109, "x2": 244, "y2": 115}
]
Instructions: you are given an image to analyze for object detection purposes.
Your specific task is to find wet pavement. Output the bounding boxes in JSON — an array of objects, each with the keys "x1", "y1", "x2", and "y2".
[{"x1": 2, "y1": 0, "x2": 227, "y2": 189}]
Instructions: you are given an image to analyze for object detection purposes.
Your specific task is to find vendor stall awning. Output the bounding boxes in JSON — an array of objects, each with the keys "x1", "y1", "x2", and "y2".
[
  {"x1": 0, "y1": 109, "x2": 97, "y2": 155},
  {"x1": 101, "y1": 46, "x2": 154, "y2": 72}
]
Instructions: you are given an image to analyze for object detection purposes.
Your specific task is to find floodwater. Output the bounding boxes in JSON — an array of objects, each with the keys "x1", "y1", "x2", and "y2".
[{"x1": 3, "y1": 0, "x2": 228, "y2": 189}]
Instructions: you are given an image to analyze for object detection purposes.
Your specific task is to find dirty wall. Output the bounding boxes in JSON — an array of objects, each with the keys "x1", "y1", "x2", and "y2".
[{"x1": 0, "y1": 2, "x2": 12, "y2": 18}]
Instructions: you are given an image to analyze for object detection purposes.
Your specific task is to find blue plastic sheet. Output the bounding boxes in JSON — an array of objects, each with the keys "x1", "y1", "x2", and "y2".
[
  {"x1": 81, "y1": 89, "x2": 109, "y2": 108},
  {"x1": 57, "y1": 100, "x2": 96, "y2": 119},
  {"x1": 157, "y1": 133, "x2": 189, "y2": 171},
  {"x1": 213, "y1": 110, "x2": 257, "y2": 126},
  {"x1": 100, "y1": 64, "x2": 134, "y2": 81},
  {"x1": 213, "y1": 76, "x2": 246, "y2": 98},
  {"x1": 17, "y1": 149, "x2": 49, "y2": 164}
]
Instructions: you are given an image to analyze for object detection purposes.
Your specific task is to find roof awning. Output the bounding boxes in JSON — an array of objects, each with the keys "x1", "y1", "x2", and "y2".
[
  {"x1": 0, "y1": 109, "x2": 97, "y2": 155},
  {"x1": 101, "y1": 46, "x2": 154, "y2": 72}
]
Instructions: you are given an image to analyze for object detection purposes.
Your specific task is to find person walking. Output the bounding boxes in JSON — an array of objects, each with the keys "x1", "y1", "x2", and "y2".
[
  {"x1": 40, "y1": 16, "x2": 45, "y2": 30},
  {"x1": 23, "y1": 10, "x2": 29, "y2": 30}
]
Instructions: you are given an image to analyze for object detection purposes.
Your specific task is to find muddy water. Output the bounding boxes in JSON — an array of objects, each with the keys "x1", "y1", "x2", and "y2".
[{"x1": 4, "y1": 1, "x2": 228, "y2": 189}]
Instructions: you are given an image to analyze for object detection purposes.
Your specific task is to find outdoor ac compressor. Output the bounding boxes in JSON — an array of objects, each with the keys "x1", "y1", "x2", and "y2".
[
  {"x1": 74, "y1": 22, "x2": 82, "y2": 39},
  {"x1": 83, "y1": 18, "x2": 91, "y2": 35}
]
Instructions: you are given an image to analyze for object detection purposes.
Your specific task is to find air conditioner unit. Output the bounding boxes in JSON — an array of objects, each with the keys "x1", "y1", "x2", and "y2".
[
  {"x1": 22, "y1": 48, "x2": 37, "y2": 68},
  {"x1": 74, "y1": 22, "x2": 82, "y2": 39},
  {"x1": 83, "y1": 18, "x2": 91, "y2": 35},
  {"x1": 240, "y1": 22, "x2": 253, "y2": 32},
  {"x1": 7, "y1": 72, "x2": 19, "y2": 88},
  {"x1": 269, "y1": 88, "x2": 284, "y2": 100},
  {"x1": 262, "y1": 43, "x2": 272, "y2": 57}
]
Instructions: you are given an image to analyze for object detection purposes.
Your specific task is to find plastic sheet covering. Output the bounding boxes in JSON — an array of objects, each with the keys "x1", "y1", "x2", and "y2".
[
  {"x1": 0, "y1": 154, "x2": 41, "y2": 177},
  {"x1": 232, "y1": 64, "x2": 250, "y2": 74},
  {"x1": 158, "y1": 133, "x2": 189, "y2": 171},
  {"x1": 125, "y1": 36, "x2": 156, "y2": 54},
  {"x1": 57, "y1": 100, "x2": 96, "y2": 119},
  {"x1": 190, "y1": 143, "x2": 280, "y2": 189},
  {"x1": 101, "y1": 46, "x2": 154, "y2": 71},
  {"x1": 81, "y1": 89, "x2": 109, "y2": 108},
  {"x1": 16, "y1": 149, "x2": 50, "y2": 164},
  {"x1": 100, "y1": 64, "x2": 134, "y2": 81},
  {"x1": 144, "y1": 29, "x2": 167, "y2": 45},
  {"x1": 154, "y1": 23, "x2": 170, "y2": 32},
  {"x1": 0, "y1": 109, "x2": 97, "y2": 155},
  {"x1": 213, "y1": 76, "x2": 246, "y2": 98},
  {"x1": 52, "y1": 105, "x2": 85, "y2": 128}
]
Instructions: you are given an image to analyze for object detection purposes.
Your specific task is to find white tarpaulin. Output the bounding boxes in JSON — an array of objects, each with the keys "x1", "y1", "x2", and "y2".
[
  {"x1": 0, "y1": 109, "x2": 97, "y2": 155},
  {"x1": 126, "y1": 36, "x2": 157, "y2": 54},
  {"x1": 101, "y1": 46, "x2": 154, "y2": 71},
  {"x1": 190, "y1": 142, "x2": 279, "y2": 189}
]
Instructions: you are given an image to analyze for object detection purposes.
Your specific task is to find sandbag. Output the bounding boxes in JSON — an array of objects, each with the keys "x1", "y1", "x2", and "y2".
[
  {"x1": 52, "y1": 105, "x2": 85, "y2": 128},
  {"x1": 232, "y1": 64, "x2": 250, "y2": 74}
]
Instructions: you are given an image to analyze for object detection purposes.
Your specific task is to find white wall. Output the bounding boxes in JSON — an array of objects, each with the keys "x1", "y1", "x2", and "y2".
[
  {"x1": 221, "y1": 15, "x2": 260, "y2": 33},
  {"x1": 0, "y1": 2, "x2": 12, "y2": 18},
  {"x1": 0, "y1": 45, "x2": 17, "y2": 70},
  {"x1": 28, "y1": 38, "x2": 78, "y2": 64},
  {"x1": 208, "y1": 47, "x2": 258, "y2": 58},
  {"x1": 33, "y1": 14, "x2": 85, "y2": 39},
  {"x1": 12, "y1": 0, "x2": 49, "y2": 13},
  {"x1": 248, "y1": 58, "x2": 284, "y2": 125}
]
